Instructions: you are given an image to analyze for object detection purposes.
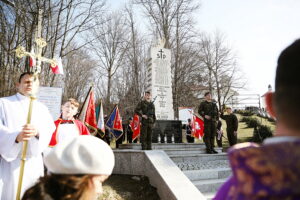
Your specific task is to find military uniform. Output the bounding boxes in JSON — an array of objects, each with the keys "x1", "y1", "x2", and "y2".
[
  {"x1": 198, "y1": 100, "x2": 218, "y2": 153},
  {"x1": 220, "y1": 112, "x2": 238, "y2": 146},
  {"x1": 134, "y1": 100, "x2": 156, "y2": 150}
]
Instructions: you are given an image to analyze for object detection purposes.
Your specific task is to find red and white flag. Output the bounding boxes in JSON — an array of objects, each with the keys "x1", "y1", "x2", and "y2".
[
  {"x1": 29, "y1": 49, "x2": 36, "y2": 67},
  {"x1": 192, "y1": 114, "x2": 204, "y2": 139},
  {"x1": 131, "y1": 114, "x2": 141, "y2": 141},
  {"x1": 51, "y1": 57, "x2": 64, "y2": 74}
]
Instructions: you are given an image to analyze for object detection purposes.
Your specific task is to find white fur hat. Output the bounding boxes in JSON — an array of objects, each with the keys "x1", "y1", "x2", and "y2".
[{"x1": 44, "y1": 135, "x2": 115, "y2": 175}]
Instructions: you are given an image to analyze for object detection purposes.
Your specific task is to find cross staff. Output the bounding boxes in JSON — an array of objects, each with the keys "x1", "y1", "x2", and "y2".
[{"x1": 14, "y1": 9, "x2": 57, "y2": 200}]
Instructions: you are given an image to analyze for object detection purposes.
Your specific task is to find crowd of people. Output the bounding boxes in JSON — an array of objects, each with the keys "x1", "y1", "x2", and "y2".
[{"x1": 0, "y1": 38, "x2": 299, "y2": 199}]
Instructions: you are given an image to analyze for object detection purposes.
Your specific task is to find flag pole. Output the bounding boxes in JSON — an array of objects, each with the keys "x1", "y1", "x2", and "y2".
[
  {"x1": 16, "y1": 94, "x2": 36, "y2": 200},
  {"x1": 77, "y1": 85, "x2": 93, "y2": 118}
]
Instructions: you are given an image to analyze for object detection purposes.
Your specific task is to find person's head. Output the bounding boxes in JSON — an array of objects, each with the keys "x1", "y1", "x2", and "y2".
[
  {"x1": 187, "y1": 118, "x2": 191, "y2": 124},
  {"x1": 17, "y1": 72, "x2": 39, "y2": 97},
  {"x1": 144, "y1": 91, "x2": 151, "y2": 102},
  {"x1": 226, "y1": 107, "x2": 232, "y2": 114},
  {"x1": 129, "y1": 117, "x2": 133, "y2": 123},
  {"x1": 204, "y1": 92, "x2": 211, "y2": 101},
  {"x1": 61, "y1": 98, "x2": 80, "y2": 120},
  {"x1": 265, "y1": 39, "x2": 300, "y2": 135},
  {"x1": 22, "y1": 135, "x2": 115, "y2": 200}
]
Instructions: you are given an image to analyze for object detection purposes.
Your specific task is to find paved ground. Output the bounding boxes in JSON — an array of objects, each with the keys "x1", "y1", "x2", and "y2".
[{"x1": 99, "y1": 174, "x2": 160, "y2": 200}]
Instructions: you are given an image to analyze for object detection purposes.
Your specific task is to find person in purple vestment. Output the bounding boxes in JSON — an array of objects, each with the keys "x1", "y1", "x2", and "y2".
[{"x1": 214, "y1": 39, "x2": 300, "y2": 200}]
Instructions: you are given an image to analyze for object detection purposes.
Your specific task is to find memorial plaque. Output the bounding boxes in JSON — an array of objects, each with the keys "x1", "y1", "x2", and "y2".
[
  {"x1": 37, "y1": 86, "x2": 62, "y2": 119},
  {"x1": 146, "y1": 42, "x2": 174, "y2": 120}
]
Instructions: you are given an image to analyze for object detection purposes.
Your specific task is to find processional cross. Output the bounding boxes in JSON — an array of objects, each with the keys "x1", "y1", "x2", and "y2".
[{"x1": 14, "y1": 9, "x2": 58, "y2": 200}]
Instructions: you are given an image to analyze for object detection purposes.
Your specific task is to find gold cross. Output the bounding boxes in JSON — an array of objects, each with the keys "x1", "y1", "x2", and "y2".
[{"x1": 14, "y1": 9, "x2": 57, "y2": 74}]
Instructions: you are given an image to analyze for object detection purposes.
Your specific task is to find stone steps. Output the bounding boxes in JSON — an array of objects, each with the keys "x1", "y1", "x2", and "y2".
[
  {"x1": 169, "y1": 153, "x2": 228, "y2": 163},
  {"x1": 193, "y1": 178, "x2": 227, "y2": 193},
  {"x1": 118, "y1": 143, "x2": 231, "y2": 199},
  {"x1": 184, "y1": 168, "x2": 231, "y2": 181}
]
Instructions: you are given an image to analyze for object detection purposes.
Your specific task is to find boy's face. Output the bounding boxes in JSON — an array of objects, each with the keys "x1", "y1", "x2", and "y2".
[{"x1": 61, "y1": 101, "x2": 78, "y2": 120}]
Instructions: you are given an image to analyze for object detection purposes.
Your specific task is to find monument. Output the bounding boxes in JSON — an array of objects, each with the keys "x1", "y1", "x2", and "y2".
[{"x1": 146, "y1": 39, "x2": 182, "y2": 143}]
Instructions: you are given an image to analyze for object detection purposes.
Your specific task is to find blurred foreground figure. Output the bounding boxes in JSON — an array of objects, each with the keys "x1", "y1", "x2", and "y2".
[
  {"x1": 214, "y1": 39, "x2": 300, "y2": 200},
  {"x1": 22, "y1": 135, "x2": 115, "y2": 200}
]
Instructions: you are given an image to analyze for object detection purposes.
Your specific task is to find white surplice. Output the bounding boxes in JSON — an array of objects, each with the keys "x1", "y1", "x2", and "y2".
[{"x1": 0, "y1": 93, "x2": 55, "y2": 200}]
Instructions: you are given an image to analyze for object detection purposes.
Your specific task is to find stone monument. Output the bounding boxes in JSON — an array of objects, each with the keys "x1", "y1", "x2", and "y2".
[{"x1": 146, "y1": 39, "x2": 182, "y2": 143}]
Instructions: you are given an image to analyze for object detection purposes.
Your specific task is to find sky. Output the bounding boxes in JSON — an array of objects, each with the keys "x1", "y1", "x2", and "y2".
[
  {"x1": 111, "y1": 0, "x2": 300, "y2": 96},
  {"x1": 196, "y1": 0, "x2": 300, "y2": 95}
]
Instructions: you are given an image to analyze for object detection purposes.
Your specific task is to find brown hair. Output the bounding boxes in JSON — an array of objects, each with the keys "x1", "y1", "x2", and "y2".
[
  {"x1": 22, "y1": 174, "x2": 93, "y2": 200},
  {"x1": 64, "y1": 98, "x2": 80, "y2": 108},
  {"x1": 18, "y1": 72, "x2": 36, "y2": 83}
]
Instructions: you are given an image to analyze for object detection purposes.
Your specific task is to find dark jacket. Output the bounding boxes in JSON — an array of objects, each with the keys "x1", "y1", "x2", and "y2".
[
  {"x1": 220, "y1": 113, "x2": 238, "y2": 131},
  {"x1": 134, "y1": 100, "x2": 156, "y2": 124},
  {"x1": 198, "y1": 100, "x2": 218, "y2": 121}
]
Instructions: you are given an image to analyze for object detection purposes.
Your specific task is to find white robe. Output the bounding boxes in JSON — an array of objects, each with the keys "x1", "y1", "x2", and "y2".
[{"x1": 0, "y1": 93, "x2": 55, "y2": 200}]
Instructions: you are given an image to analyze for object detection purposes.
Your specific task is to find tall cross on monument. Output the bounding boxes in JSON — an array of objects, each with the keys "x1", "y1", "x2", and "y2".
[{"x1": 14, "y1": 9, "x2": 57, "y2": 200}]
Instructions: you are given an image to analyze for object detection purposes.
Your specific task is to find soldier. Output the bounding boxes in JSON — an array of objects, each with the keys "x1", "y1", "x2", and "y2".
[
  {"x1": 220, "y1": 107, "x2": 238, "y2": 146},
  {"x1": 198, "y1": 92, "x2": 218, "y2": 154},
  {"x1": 134, "y1": 91, "x2": 156, "y2": 150}
]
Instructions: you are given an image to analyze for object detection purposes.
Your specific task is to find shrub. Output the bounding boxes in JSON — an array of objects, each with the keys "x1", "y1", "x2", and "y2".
[
  {"x1": 240, "y1": 116, "x2": 250, "y2": 123},
  {"x1": 252, "y1": 125, "x2": 273, "y2": 143},
  {"x1": 246, "y1": 118, "x2": 261, "y2": 128},
  {"x1": 237, "y1": 110, "x2": 254, "y2": 116}
]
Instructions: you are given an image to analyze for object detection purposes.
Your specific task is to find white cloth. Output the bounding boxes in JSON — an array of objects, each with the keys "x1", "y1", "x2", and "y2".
[
  {"x1": 0, "y1": 93, "x2": 55, "y2": 200},
  {"x1": 57, "y1": 124, "x2": 80, "y2": 143},
  {"x1": 44, "y1": 123, "x2": 80, "y2": 156}
]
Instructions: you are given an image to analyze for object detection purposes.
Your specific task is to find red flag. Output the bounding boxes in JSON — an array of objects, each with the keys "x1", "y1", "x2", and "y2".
[
  {"x1": 131, "y1": 114, "x2": 140, "y2": 141},
  {"x1": 78, "y1": 87, "x2": 97, "y2": 134},
  {"x1": 192, "y1": 114, "x2": 204, "y2": 139},
  {"x1": 51, "y1": 57, "x2": 64, "y2": 74}
]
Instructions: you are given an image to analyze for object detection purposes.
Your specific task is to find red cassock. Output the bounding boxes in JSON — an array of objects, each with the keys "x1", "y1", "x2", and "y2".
[{"x1": 49, "y1": 119, "x2": 90, "y2": 147}]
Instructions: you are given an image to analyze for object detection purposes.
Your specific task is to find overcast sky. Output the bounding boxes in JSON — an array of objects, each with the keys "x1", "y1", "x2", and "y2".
[{"x1": 111, "y1": 0, "x2": 300, "y2": 96}]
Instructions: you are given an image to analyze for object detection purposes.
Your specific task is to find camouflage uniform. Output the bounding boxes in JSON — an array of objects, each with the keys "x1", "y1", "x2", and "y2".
[
  {"x1": 220, "y1": 113, "x2": 238, "y2": 146},
  {"x1": 134, "y1": 100, "x2": 156, "y2": 150},
  {"x1": 198, "y1": 100, "x2": 218, "y2": 153}
]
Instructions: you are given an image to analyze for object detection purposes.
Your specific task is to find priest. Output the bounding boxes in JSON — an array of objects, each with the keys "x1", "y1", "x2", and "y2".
[{"x1": 0, "y1": 72, "x2": 55, "y2": 200}]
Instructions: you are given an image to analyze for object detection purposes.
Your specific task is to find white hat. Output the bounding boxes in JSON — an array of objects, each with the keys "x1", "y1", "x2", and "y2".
[{"x1": 44, "y1": 135, "x2": 115, "y2": 175}]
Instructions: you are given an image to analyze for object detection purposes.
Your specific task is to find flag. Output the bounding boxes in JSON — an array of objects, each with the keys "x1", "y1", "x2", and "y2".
[
  {"x1": 96, "y1": 100, "x2": 105, "y2": 138},
  {"x1": 78, "y1": 86, "x2": 97, "y2": 135},
  {"x1": 192, "y1": 114, "x2": 204, "y2": 139},
  {"x1": 131, "y1": 114, "x2": 140, "y2": 141},
  {"x1": 29, "y1": 49, "x2": 36, "y2": 67},
  {"x1": 51, "y1": 57, "x2": 64, "y2": 74},
  {"x1": 106, "y1": 105, "x2": 123, "y2": 140}
]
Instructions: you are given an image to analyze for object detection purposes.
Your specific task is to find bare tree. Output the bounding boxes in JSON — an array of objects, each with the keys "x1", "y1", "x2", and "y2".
[
  {"x1": 198, "y1": 32, "x2": 245, "y2": 109},
  {"x1": 0, "y1": 0, "x2": 105, "y2": 97},
  {"x1": 62, "y1": 46, "x2": 96, "y2": 101},
  {"x1": 133, "y1": 0, "x2": 200, "y2": 118},
  {"x1": 88, "y1": 11, "x2": 128, "y2": 110}
]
